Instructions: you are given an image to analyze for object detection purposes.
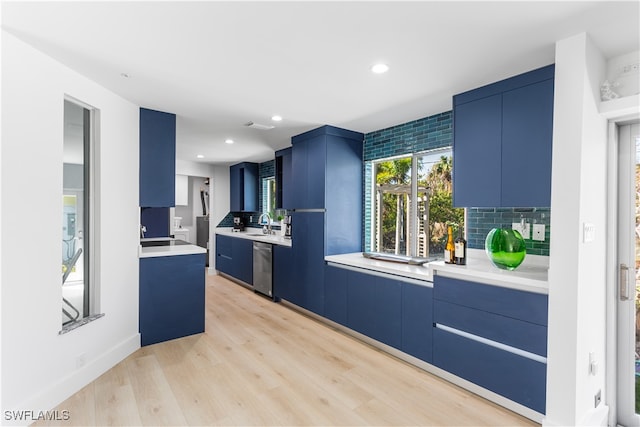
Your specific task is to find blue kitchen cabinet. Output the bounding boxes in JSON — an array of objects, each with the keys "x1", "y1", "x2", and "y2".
[
  {"x1": 231, "y1": 236, "x2": 253, "y2": 285},
  {"x1": 291, "y1": 135, "x2": 323, "y2": 209},
  {"x1": 453, "y1": 64, "x2": 554, "y2": 208},
  {"x1": 324, "y1": 264, "x2": 348, "y2": 326},
  {"x1": 215, "y1": 234, "x2": 253, "y2": 285},
  {"x1": 278, "y1": 125, "x2": 363, "y2": 313},
  {"x1": 275, "y1": 147, "x2": 292, "y2": 210},
  {"x1": 274, "y1": 245, "x2": 295, "y2": 303},
  {"x1": 139, "y1": 253, "x2": 206, "y2": 346},
  {"x1": 432, "y1": 274, "x2": 548, "y2": 414},
  {"x1": 290, "y1": 211, "x2": 326, "y2": 315},
  {"x1": 347, "y1": 270, "x2": 402, "y2": 349},
  {"x1": 230, "y1": 162, "x2": 258, "y2": 212},
  {"x1": 290, "y1": 125, "x2": 364, "y2": 254},
  {"x1": 139, "y1": 108, "x2": 176, "y2": 207},
  {"x1": 215, "y1": 234, "x2": 233, "y2": 276},
  {"x1": 401, "y1": 281, "x2": 433, "y2": 363}
]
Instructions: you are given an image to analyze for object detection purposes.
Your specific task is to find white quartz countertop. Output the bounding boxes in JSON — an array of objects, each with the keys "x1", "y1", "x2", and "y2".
[
  {"x1": 431, "y1": 249, "x2": 549, "y2": 294},
  {"x1": 325, "y1": 249, "x2": 549, "y2": 294},
  {"x1": 215, "y1": 227, "x2": 292, "y2": 247},
  {"x1": 139, "y1": 237, "x2": 207, "y2": 258}
]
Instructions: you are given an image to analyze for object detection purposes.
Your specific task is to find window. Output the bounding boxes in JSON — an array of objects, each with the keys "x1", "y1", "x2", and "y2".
[
  {"x1": 262, "y1": 176, "x2": 276, "y2": 218},
  {"x1": 62, "y1": 98, "x2": 99, "y2": 330},
  {"x1": 369, "y1": 147, "x2": 464, "y2": 258}
]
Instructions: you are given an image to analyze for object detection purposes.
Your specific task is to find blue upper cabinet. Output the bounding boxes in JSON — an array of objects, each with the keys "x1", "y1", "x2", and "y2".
[
  {"x1": 453, "y1": 64, "x2": 554, "y2": 208},
  {"x1": 229, "y1": 162, "x2": 258, "y2": 212},
  {"x1": 139, "y1": 108, "x2": 176, "y2": 207},
  {"x1": 290, "y1": 125, "x2": 364, "y2": 256},
  {"x1": 275, "y1": 147, "x2": 292, "y2": 210}
]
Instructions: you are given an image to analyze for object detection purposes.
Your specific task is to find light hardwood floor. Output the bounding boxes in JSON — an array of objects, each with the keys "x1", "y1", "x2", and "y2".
[{"x1": 35, "y1": 273, "x2": 539, "y2": 426}]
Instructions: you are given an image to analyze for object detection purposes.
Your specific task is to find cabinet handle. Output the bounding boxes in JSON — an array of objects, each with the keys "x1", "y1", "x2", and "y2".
[{"x1": 620, "y1": 263, "x2": 631, "y2": 301}]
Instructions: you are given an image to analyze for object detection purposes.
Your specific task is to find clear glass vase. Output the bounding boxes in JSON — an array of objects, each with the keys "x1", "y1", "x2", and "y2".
[{"x1": 484, "y1": 228, "x2": 526, "y2": 270}]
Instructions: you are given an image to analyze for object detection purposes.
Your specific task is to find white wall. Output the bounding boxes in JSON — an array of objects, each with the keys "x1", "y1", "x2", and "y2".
[
  {"x1": 1, "y1": 31, "x2": 140, "y2": 423},
  {"x1": 545, "y1": 33, "x2": 609, "y2": 426}
]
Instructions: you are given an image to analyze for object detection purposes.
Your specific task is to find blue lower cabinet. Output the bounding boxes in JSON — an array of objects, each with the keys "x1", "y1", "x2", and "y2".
[
  {"x1": 401, "y1": 282, "x2": 433, "y2": 363},
  {"x1": 231, "y1": 237, "x2": 253, "y2": 285},
  {"x1": 140, "y1": 254, "x2": 206, "y2": 346},
  {"x1": 215, "y1": 234, "x2": 233, "y2": 276},
  {"x1": 433, "y1": 327, "x2": 546, "y2": 414},
  {"x1": 274, "y1": 245, "x2": 294, "y2": 302},
  {"x1": 291, "y1": 212, "x2": 325, "y2": 315},
  {"x1": 347, "y1": 270, "x2": 402, "y2": 349},
  {"x1": 324, "y1": 265, "x2": 348, "y2": 326}
]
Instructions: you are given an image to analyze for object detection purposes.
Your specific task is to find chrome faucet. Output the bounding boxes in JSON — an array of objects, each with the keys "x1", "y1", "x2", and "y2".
[{"x1": 258, "y1": 212, "x2": 272, "y2": 235}]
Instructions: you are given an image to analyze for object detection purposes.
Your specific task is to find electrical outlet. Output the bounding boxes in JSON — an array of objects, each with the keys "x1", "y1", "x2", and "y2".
[
  {"x1": 533, "y1": 224, "x2": 545, "y2": 241},
  {"x1": 594, "y1": 389, "x2": 601, "y2": 408},
  {"x1": 76, "y1": 353, "x2": 86, "y2": 369},
  {"x1": 512, "y1": 222, "x2": 530, "y2": 239}
]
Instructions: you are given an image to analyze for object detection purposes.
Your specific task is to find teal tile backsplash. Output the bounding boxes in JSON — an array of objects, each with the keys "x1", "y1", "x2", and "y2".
[{"x1": 363, "y1": 111, "x2": 551, "y2": 256}]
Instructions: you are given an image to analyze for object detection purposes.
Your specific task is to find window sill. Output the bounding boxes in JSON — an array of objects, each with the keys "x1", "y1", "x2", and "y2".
[{"x1": 59, "y1": 313, "x2": 105, "y2": 335}]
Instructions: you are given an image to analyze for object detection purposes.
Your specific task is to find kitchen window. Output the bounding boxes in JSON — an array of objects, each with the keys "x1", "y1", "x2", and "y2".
[{"x1": 368, "y1": 147, "x2": 464, "y2": 258}]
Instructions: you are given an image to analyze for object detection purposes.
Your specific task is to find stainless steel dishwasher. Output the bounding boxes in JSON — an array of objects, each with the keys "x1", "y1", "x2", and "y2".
[{"x1": 252, "y1": 241, "x2": 273, "y2": 297}]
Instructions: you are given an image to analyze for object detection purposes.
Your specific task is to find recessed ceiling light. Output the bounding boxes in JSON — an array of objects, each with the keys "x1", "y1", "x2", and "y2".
[
  {"x1": 225, "y1": 139, "x2": 234, "y2": 144},
  {"x1": 371, "y1": 63, "x2": 389, "y2": 74},
  {"x1": 271, "y1": 115, "x2": 283, "y2": 122},
  {"x1": 197, "y1": 154, "x2": 204, "y2": 159}
]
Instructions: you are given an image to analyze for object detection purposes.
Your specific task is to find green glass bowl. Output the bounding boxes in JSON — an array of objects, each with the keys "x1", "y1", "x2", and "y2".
[{"x1": 484, "y1": 228, "x2": 526, "y2": 270}]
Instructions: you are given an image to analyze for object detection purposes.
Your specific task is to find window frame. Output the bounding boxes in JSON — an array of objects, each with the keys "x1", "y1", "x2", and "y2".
[
  {"x1": 61, "y1": 96, "x2": 101, "y2": 333},
  {"x1": 368, "y1": 147, "x2": 459, "y2": 258}
]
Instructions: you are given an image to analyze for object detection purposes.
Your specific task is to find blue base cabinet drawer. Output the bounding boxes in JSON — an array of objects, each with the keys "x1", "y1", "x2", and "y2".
[
  {"x1": 434, "y1": 275, "x2": 548, "y2": 326},
  {"x1": 433, "y1": 328, "x2": 546, "y2": 414},
  {"x1": 434, "y1": 299, "x2": 547, "y2": 357}
]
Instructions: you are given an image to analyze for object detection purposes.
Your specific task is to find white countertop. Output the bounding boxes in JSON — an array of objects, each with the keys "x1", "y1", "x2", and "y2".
[
  {"x1": 431, "y1": 249, "x2": 549, "y2": 294},
  {"x1": 139, "y1": 237, "x2": 207, "y2": 258},
  {"x1": 325, "y1": 249, "x2": 549, "y2": 294},
  {"x1": 215, "y1": 227, "x2": 292, "y2": 247}
]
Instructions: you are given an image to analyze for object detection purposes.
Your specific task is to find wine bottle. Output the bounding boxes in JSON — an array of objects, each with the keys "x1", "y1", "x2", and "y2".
[
  {"x1": 454, "y1": 227, "x2": 467, "y2": 265},
  {"x1": 444, "y1": 225, "x2": 455, "y2": 264}
]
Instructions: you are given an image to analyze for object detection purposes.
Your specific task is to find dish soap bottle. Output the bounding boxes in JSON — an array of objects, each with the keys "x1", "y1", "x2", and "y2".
[
  {"x1": 444, "y1": 225, "x2": 455, "y2": 264},
  {"x1": 454, "y1": 226, "x2": 467, "y2": 265}
]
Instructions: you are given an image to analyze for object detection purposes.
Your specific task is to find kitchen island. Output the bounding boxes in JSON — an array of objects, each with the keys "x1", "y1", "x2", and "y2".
[{"x1": 139, "y1": 238, "x2": 207, "y2": 346}]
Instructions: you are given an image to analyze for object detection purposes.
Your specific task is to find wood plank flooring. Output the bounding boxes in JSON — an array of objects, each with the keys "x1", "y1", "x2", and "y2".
[{"x1": 35, "y1": 273, "x2": 539, "y2": 426}]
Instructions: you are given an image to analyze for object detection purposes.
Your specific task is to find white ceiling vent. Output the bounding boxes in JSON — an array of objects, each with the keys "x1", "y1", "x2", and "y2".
[{"x1": 244, "y1": 121, "x2": 274, "y2": 130}]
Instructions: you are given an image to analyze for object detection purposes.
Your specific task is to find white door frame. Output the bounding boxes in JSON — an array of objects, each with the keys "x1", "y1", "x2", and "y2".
[{"x1": 607, "y1": 118, "x2": 640, "y2": 427}]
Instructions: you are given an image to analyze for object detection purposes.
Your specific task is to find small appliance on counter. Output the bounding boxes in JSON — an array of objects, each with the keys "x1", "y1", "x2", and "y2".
[
  {"x1": 233, "y1": 216, "x2": 245, "y2": 232},
  {"x1": 283, "y1": 215, "x2": 292, "y2": 239}
]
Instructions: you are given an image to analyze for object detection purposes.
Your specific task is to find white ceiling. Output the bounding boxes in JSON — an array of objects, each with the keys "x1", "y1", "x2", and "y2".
[{"x1": 3, "y1": 1, "x2": 639, "y2": 165}]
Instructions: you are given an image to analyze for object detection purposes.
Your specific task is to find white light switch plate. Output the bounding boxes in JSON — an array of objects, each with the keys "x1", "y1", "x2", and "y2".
[
  {"x1": 583, "y1": 223, "x2": 596, "y2": 243},
  {"x1": 512, "y1": 222, "x2": 530, "y2": 239},
  {"x1": 533, "y1": 224, "x2": 545, "y2": 241}
]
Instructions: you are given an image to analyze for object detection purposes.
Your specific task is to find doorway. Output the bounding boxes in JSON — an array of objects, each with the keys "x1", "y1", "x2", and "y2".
[{"x1": 615, "y1": 121, "x2": 640, "y2": 425}]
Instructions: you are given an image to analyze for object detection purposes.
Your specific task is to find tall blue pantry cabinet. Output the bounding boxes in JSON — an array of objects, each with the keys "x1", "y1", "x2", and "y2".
[{"x1": 275, "y1": 125, "x2": 364, "y2": 315}]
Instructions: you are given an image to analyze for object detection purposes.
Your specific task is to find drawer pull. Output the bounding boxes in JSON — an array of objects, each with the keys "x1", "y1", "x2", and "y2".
[{"x1": 435, "y1": 323, "x2": 547, "y2": 364}]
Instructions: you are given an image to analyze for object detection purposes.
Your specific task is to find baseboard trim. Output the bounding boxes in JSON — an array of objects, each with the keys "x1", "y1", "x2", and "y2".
[{"x1": 5, "y1": 334, "x2": 140, "y2": 426}]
